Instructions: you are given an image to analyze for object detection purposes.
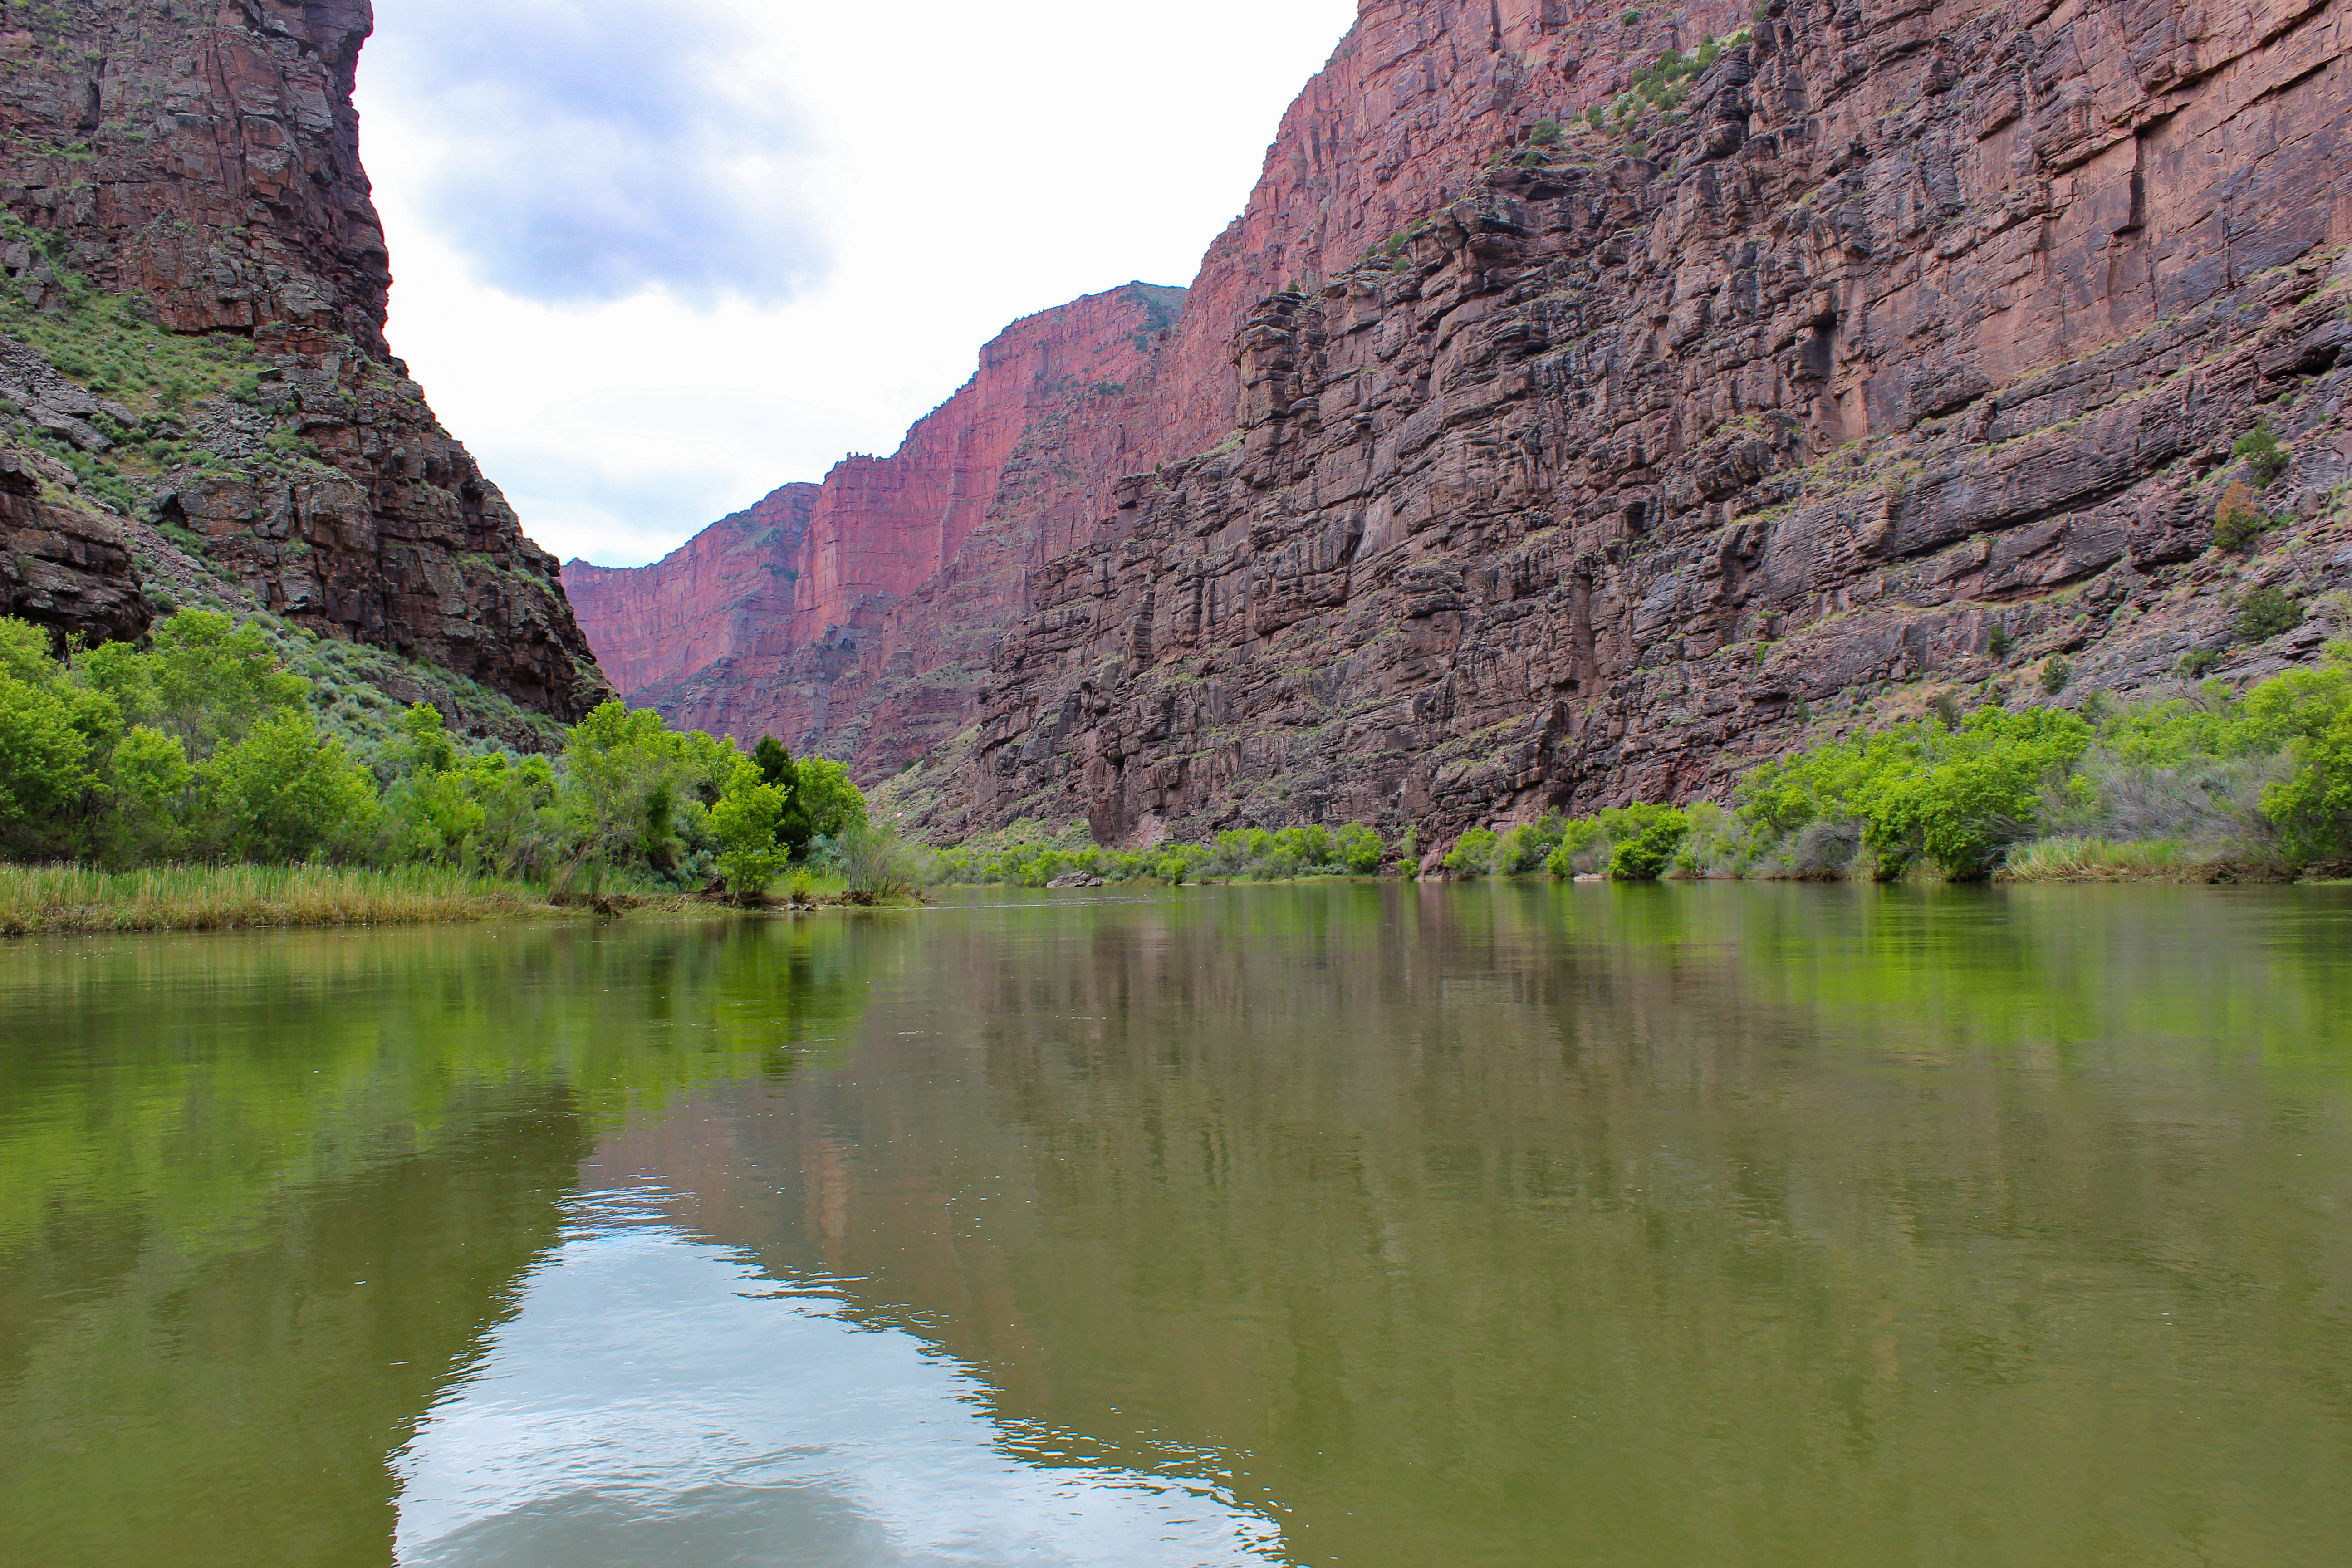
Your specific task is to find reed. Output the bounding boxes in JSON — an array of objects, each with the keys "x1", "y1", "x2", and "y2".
[
  {"x1": 0, "y1": 863, "x2": 577, "y2": 936},
  {"x1": 1999, "y1": 837, "x2": 2206, "y2": 882}
]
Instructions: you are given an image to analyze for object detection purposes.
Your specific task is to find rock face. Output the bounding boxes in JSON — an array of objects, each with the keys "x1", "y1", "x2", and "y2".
[
  {"x1": 578, "y1": 0, "x2": 2352, "y2": 848},
  {"x1": 945, "y1": 0, "x2": 2352, "y2": 846},
  {"x1": 0, "y1": 450, "x2": 147, "y2": 646},
  {"x1": 563, "y1": 483, "x2": 819, "y2": 699},
  {"x1": 564, "y1": 282, "x2": 1186, "y2": 760},
  {"x1": 0, "y1": 0, "x2": 606, "y2": 718}
]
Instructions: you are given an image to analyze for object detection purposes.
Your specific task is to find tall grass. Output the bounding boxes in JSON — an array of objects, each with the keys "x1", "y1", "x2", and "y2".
[
  {"x1": 1998, "y1": 836, "x2": 2294, "y2": 882},
  {"x1": 0, "y1": 864, "x2": 575, "y2": 936}
]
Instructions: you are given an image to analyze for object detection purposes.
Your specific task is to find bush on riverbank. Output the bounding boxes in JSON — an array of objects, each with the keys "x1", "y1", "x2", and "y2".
[
  {"x1": 0, "y1": 610, "x2": 891, "y2": 916},
  {"x1": 928, "y1": 818, "x2": 1388, "y2": 886}
]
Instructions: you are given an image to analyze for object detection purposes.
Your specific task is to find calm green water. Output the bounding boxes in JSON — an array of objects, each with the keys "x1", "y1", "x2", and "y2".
[{"x1": 2, "y1": 884, "x2": 2349, "y2": 1567}]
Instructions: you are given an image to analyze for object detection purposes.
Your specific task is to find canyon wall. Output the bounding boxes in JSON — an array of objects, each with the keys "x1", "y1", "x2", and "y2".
[
  {"x1": 0, "y1": 0, "x2": 606, "y2": 719},
  {"x1": 564, "y1": 281, "x2": 1186, "y2": 760},
  {"x1": 574, "y1": 0, "x2": 2352, "y2": 851},
  {"x1": 563, "y1": 482, "x2": 818, "y2": 699},
  {"x1": 573, "y1": 1, "x2": 1765, "y2": 766},
  {"x1": 948, "y1": 0, "x2": 2352, "y2": 848}
]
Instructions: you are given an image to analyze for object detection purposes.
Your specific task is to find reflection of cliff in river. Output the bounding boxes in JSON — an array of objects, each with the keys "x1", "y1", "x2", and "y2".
[
  {"x1": 600, "y1": 886, "x2": 2352, "y2": 1567},
  {"x1": 0, "y1": 920, "x2": 876, "y2": 1567}
]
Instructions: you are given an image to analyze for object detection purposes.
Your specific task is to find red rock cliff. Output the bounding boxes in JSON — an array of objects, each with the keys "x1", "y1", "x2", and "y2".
[
  {"x1": 1155, "y1": 0, "x2": 1758, "y2": 456},
  {"x1": 571, "y1": 5, "x2": 1743, "y2": 756},
  {"x1": 563, "y1": 483, "x2": 818, "y2": 699},
  {"x1": 567, "y1": 282, "x2": 1185, "y2": 747},
  {"x1": 582, "y1": 0, "x2": 2352, "y2": 852},
  {"x1": 0, "y1": 0, "x2": 607, "y2": 719},
  {"x1": 948, "y1": 0, "x2": 2352, "y2": 847}
]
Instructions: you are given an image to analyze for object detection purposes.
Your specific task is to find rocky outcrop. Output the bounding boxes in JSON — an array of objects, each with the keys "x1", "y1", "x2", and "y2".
[
  {"x1": 1148, "y1": 0, "x2": 1759, "y2": 458},
  {"x1": 0, "y1": 0, "x2": 606, "y2": 718},
  {"x1": 945, "y1": 0, "x2": 2352, "y2": 845},
  {"x1": 0, "y1": 449, "x2": 147, "y2": 645}
]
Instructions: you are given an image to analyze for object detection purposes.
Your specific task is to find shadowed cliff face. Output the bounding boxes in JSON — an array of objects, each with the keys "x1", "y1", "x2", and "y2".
[
  {"x1": 0, "y1": 0, "x2": 608, "y2": 719},
  {"x1": 577, "y1": 0, "x2": 2352, "y2": 844}
]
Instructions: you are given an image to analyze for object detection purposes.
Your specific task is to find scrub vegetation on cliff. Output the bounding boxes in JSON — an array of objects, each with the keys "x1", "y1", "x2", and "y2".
[
  {"x1": 923, "y1": 646, "x2": 2352, "y2": 888},
  {"x1": 0, "y1": 609, "x2": 890, "y2": 930}
]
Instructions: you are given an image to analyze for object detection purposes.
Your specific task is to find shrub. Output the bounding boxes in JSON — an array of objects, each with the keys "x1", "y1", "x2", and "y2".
[
  {"x1": 1444, "y1": 827, "x2": 1499, "y2": 877},
  {"x1": 1335, "y1": 821, "x2": 1384, "y2": 873},
  {"x1": 1737, "y1": 706, "x2": 2092, "y2": 880},
  {"x1": 1493, "y1": 817, "x2": 1564, "y2": 875},
  {"x1": 2041, "y1": 656, "x2": 2072, "y2": 696},
  {"x1": 2213, "y1": 480, "x2": 2272, "y2": 552},
  {"x1": 1529, "y1": 116, "x2": 1563, "y2": 146},
  {"x1": 1931, "y1": 689, "x2": 1965, "y2": 730},
  {"x1": 2236, "y1": 586, "x2": 2304, "y2": 642},
  {"x1": 2263, "y1": 703, "x2": 2352, "y2": 860},
  {"x1": 204, "y1": 710, "x2": 378, "y2": 862},
  {"x1": 1607, "y1": 810, "x2": 1689, "y2": 880},
  {"x1": 2233, "y1": 417, "x2": 2289, "y2": 487},
  {"x1": 837, "y1": 823, "x2": 921, "y2": 903},
  {"x1": 2180, "y1": 647, "x2": 2223, "y2": 678},
  {"x1": 1397, "y1": 825, "x2": 1420, "y2": 877},
  {"x1": 1987, "y1": 623, "x2": 2014, "y2": 658}
]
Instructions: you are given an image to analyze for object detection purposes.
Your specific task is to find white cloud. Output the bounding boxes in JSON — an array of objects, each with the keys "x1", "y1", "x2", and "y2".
[
  {"x1": 363, "y1": 0, "x2": 828, "y2": 304},
  {"x1": 358, "y1": 0, "x2": 1359, "y2": 565}
]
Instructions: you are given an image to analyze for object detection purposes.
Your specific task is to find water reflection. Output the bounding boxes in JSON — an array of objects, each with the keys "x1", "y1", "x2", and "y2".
[
  {"x1": 5, "y1": 886, "x2": 2351, "y2": 1567},
  {"x1": 395, "y1": 1189, "x2": 1279, "y2": 1568}
]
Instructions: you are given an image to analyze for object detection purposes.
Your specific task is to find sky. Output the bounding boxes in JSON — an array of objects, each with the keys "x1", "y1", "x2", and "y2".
[{"x1": 354, "y1": 0, "x2": 1361, "y2": 568}]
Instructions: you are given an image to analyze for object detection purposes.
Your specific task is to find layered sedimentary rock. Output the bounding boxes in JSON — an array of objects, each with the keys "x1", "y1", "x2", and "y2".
[
  {"x1": 578, "y1": 3, "x2": 1757, "y2": 765},
  {"x1": 941, "y1": 0, "x2": 2352, "y2": 848},
  {"x1": 0, "y1": 449, "x2": 147, "y2": 645},
  {"x1": 0, "y1": 0, "x2": 605, "y2": 718},
  {"x1": 575, "y1": 0, "x2": 2352, "y2": 849},
  {"x1": 563, "y1": 483, "x2": 818, "y2": 699},
  {"x1": 1150, "y1": 0, "x2": 1757, "y2": 456},
  {"x1": 564, "y1": 282, "x2": 1185, "y2": 758}
]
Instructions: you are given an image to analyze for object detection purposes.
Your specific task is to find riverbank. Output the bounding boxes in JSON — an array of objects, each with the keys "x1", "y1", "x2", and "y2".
[
  {"x1": 0, "y1": 864, "x2": 606, "y2": 936},
  {"x1": 0, "y1": 864, "x2": 933, "y2": 937}
]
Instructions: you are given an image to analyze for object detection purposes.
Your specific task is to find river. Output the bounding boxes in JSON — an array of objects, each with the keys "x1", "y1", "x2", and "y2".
[{"x1": 3, "y1": 883, "x2": 2348, "y2": 1566}]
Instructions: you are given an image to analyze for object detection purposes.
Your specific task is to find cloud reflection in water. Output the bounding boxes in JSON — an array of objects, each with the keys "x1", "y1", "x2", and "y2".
[{"x1": 394, "y1": 1190, "x2": 1280, "y2": 1568}]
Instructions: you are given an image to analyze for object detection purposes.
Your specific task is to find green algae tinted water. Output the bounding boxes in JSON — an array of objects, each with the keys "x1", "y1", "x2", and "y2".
[{"x1": 2, "y1": 884, "x2": 2349, "y2": 1568}]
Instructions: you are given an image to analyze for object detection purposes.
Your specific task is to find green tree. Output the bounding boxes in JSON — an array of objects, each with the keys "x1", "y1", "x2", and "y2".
[
  {"x1": 1444, "y1": 828, "x2": 1499, "y2": 877},
  {"x1": 2236, "y1": 586, "x2": 2304, "y2": 642},
  {"x1": 1335, "y1": 822, "x2": 1384, "y2": 873},
  {"x1": 559, "y1": 700, "x2": 702, "y2": 874},
  {"x1": 143, "y1": 610, "x2": 304, "y2": 756},
  {"x1": 0, "y1": 666, "x2": 91, "y2": 839},
  {"x1": 101, "y1": 725, "x2": 193, "y2": 864},
  {"x1": 710, "y1": 759, "x2": 790, "y2": 901},
  {"x1": 205, "y1": 711, "x2": 377, "y2": 862},
  {"x1": 793, "y1": 755, "x2": 867, "y2": 840},
  {"x1": 750, "y1": 735, "x2": 816, "y2": 858},
  {"x1": 1607, "y1": 810, "x2": 1689, "y2": 880}
]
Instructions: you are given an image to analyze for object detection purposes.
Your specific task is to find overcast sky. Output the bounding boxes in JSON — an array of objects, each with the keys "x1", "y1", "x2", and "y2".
[{"x1": 354, "y1": 0, "x2": 1359, "y2": 568}]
